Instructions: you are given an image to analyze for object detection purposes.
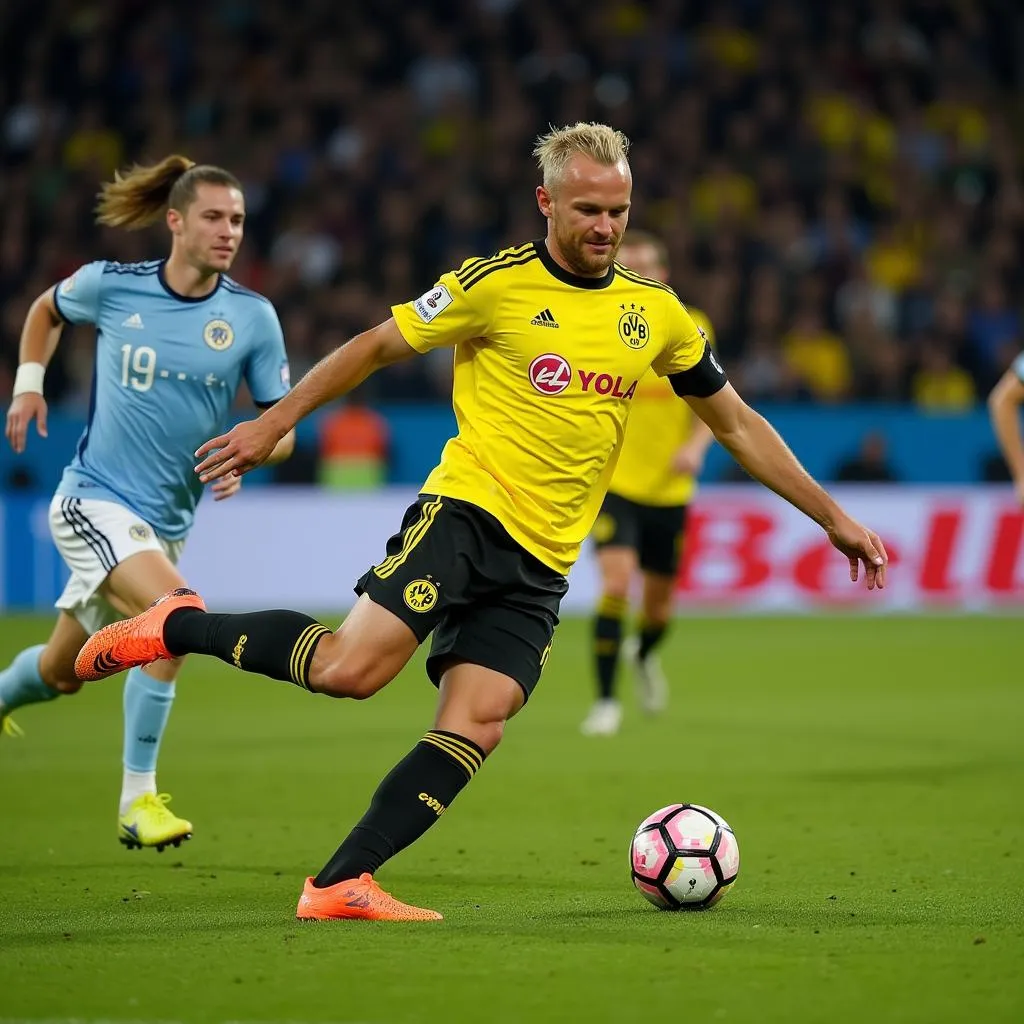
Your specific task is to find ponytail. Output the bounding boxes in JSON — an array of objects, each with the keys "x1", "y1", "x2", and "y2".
[{"x1": 95, "y1": 155, "x2": 241, "y2": 230}]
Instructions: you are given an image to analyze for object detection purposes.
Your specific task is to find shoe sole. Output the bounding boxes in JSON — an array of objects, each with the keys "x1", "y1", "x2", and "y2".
[
  {"x1": 119, "y1": 831, "x2": 192, "y2": 853},
  {"x1": 296, "y1": 910, "x2": 442, "y2": 922}
]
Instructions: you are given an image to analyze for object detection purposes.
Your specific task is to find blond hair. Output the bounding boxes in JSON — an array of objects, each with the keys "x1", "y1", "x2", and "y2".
[
  {"x1": 95, "y1": 154, "x2": 242, "y2": 230},
  {"x1": 532, "y1": 122, "x2": 631, "y2": 192}
]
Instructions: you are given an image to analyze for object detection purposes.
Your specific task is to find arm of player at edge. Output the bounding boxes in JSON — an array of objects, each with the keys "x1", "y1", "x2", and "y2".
[
  {"x1": 5, "y1": 285, "x2": 64, "y2": 453},
  {"x1": 987, "y1": 368, "x2": 1024, "y2": 505},
  {"x1": 195, "y1": 317, "x2": 415, "y2": 481},
  {"x1": 686, "y1": 383, "x2": 888, "y2": 590}
]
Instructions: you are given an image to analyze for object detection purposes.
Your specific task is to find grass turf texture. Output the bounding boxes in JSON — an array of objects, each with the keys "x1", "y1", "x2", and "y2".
[{"x1": 1, "y1": 614, "x2": 1022, "y2": 1024}]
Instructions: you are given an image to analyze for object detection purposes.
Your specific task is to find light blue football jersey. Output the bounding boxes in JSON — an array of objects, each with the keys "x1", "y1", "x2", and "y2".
[{"x1": 53, "y1": 259, "x2": 290, "y2": 539}]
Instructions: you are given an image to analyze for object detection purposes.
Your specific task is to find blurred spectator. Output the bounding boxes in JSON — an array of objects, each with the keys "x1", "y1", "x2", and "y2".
[
  {"x1": 690, "y1": 156, "x2": 757, "y2": 229},
  {"x1": 62, "y1": 103, "x2": 124, "y2": 179},
  {"x1": 782, "y1": 304, "x2": 853, "y2": 402},
  {"x1": 834, "y1": 431, "x2": 900, "y2": 483},
  {"x1": 911, "y1": 338, "x2": 976, "y2": 412},
  {"x1": 317, "y1": 392, "x2": 390, "y2": 490},
  {"x1": 864, "y1": 217, "x2": 923, "y2": 295},
  {"x1": 966, "y1": 277, "x2": 1021, "y2": 385}
]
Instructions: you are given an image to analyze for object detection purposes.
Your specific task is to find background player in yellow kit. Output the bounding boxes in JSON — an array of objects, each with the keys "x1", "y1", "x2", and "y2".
[{"x1": 582, "y1": 231, "x2": 715, "y2": 736}]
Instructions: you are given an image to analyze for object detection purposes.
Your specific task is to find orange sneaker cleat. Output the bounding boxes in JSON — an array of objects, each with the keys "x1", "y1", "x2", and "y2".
[
  {"x1": 295, "y1": 873, "x2": 443, "y2": 922},
  {"x1": 75, "y1": 588, "x2": 207, "y2": 682}
]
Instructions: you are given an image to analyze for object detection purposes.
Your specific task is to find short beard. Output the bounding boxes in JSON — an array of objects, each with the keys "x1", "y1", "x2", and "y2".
[
  {"x1": 190, "y1": 245, "x2": 233, "y2": 276},
  {"x1": 555, "y1": 223, "x2": 617, "y2": 277}
]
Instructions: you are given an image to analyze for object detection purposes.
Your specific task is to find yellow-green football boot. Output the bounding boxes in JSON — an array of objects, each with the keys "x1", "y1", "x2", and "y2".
[{"x1": 118, "y1": 793, "x2": 193, "y2": 852}]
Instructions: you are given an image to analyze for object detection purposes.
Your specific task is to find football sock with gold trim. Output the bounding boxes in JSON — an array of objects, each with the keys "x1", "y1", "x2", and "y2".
[
  {"x1": 164, "y1": 608, "x2": 331, "y2": 690},
  {"x1": 313, "y1": 730, "x2": 486, "y2": 886},
  {"x1": 594, "y1": 594, "x2": 627, "y2": 700}
]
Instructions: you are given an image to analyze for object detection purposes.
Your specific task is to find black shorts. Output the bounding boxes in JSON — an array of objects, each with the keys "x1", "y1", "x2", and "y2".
[
  {"x1": 355, "y1": 495, "x2": 568, "y2": 701},
  {"x1": 591, "y1": 492, "x2": 690, "y2": 577}
]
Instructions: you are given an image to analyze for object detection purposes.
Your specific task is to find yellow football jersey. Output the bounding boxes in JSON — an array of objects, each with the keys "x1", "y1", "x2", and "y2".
[
  {"x1": 391, "y1": 241, "x2": 707, "y2": 575},
  {"x1": 608, "y1": 308, "x2": 715, "y2": 507}
]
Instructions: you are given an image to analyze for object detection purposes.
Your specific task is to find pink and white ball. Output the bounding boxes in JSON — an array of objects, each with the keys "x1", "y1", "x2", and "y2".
[{"x1": 630, "y1": 804, "x2": 740, "y2": 910}]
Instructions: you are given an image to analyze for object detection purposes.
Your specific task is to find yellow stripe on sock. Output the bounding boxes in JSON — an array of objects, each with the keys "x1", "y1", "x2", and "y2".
[
  {"x1": 296, "y1": 625, "x2": 332, "y2": 688},
  {"x1": 290, "y1": 624, "x2": 331, "y2": 687},
  {"x1": 427, "y1": 732, "x2": 484, "y2": 771},
  {"x1": 421, "y1": 734, "x2": 480, "y2": 778},
  {"x1": 597, "y1": 595, "x2": 628, "y2": 618}
]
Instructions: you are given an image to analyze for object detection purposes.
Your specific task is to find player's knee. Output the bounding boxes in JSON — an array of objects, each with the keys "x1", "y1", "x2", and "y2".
[
  {"x1": 468, "y1": 718, "x2": 505, "y2": 756},
  {"x1": 37, "y1": 651, "x2": 83, "y2": 694},
  {"x1": 438, "y1": 696, "x2": 513, "y2": 756},
  {"x1": 39, "y1": 670, "x2": 83, "y2": 695},
  {"x1": 600, "y1": 578, "x2": 630, "y2": 603}
]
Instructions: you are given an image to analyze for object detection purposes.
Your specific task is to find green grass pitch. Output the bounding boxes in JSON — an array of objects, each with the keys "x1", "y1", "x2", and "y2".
[{"x1": 1, "y1": 613, "x2": 1022, "y2": 1024}]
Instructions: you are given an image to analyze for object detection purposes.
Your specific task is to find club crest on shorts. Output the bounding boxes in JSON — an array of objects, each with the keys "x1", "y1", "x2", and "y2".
[
  {"x1": 129, "y1": 524, "x2": 151, "y2": 541},
  {"x1": 617, "y1": 304, "x2": 650, "y2": 349},
  {"x1": 403, "y1": 579, "x2": 438, "y2": 612},
  {"x1": 591, "y1": 513, "x2": 616, "y2": 544},
  {"x1": 203, "y1": 319, "x2": 234, "y2": 351}
]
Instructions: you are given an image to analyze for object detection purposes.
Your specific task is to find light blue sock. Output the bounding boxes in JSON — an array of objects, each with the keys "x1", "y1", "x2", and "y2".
[
  {"x1": 0, "y1": 645, "x2": 57, "y2": 712},
  {"x1": 122, "y1": 667, "x2": 175, "y2": 772}
]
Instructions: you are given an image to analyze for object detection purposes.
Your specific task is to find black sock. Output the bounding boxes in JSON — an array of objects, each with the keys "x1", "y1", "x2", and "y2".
[
  {"x1": 164, "y1": 608, "x2": 332, "y2": 690},
  {"x1": 638, "y1": 620, "x2": 668, "y2": 661},
  {"x1": 594, "y1": 594, "x2": 626, "y2": 700},
  {"x1": 313, "y1": 730, "x2": 486, "y2": 886}
]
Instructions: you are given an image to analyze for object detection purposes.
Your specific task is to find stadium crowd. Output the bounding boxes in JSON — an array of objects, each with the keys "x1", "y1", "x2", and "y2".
[{"x1": 1, "y1": 0, "x2": 1021, "y2": 414}]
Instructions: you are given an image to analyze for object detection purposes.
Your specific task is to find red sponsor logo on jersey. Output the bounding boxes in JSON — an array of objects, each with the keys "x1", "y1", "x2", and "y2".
[
  {"x1": 425, "y1": 289, "x2": 444, "y2": 309},
  {"x1": 529, "y1": 353, "x2": 572, "y2": 395},
  {"x1": 578, "y1": 369, "x2": 639, "y2": 400}
]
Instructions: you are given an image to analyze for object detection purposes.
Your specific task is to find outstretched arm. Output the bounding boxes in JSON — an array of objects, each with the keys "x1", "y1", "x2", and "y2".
[
  {"x1": 195, "y1": 318, "x2": 415, "y2": 481},
  {"x1": 987, "y1": 369, "x2": 1024, "y2": 504},
  {"x1": 686, "y1": 383, "x2": 888, "y2": 589},
  {"x1": 6, "y1": 286, "x2": 64, "y2": 453}
]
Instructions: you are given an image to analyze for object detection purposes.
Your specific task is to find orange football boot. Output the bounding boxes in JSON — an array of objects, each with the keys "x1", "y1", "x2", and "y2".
[
  {"x1": 295, "y1": 874, "x2": 443, "y2": 922},
  {"x1": 75, "y1": 588, "x2": 207, "y2": 681}
]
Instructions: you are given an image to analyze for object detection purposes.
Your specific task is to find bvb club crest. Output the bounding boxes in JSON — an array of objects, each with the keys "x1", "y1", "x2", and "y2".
[
  {"x1": 617, "y1": 304, "x2": 651, "y2": 350},
  {"x1": 204, "y1": 319, "x2": 234, "y2": 351},
  {"x1": 403, "y1": 579, "x2": 439, "y2": 613}
]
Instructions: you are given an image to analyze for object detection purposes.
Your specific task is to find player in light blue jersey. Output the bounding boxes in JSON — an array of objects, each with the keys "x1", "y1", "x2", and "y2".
[
  {"x1": 1, "y1": 154, "x2": 295, "y2": 850},
  {"x1": 988, "y1": 354, "x2": 1024, "y2": 504}
]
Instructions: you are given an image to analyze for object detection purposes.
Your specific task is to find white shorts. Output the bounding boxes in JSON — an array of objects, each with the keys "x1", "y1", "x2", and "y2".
[{"x1": 49, "y1": 495, "x2": 186, "y2": 634}]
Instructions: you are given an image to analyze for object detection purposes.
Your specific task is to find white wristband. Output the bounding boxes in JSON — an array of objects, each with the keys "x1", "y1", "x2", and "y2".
[{"x1": 13, "y1": 362, "x2": 45, "y2": 397}]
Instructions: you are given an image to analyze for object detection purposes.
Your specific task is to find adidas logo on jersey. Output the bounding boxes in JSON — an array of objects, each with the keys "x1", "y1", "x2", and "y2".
[
  {"x1": 121, "y1": 313, "x2": 144, "y2": 329},
  {"x1": 530, "y1": 308, "x2": 559, "y2": 328}
]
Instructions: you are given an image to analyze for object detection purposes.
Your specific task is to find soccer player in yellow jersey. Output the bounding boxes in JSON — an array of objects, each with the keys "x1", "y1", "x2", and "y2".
[
  {"x1": 582, "y1": 230, "x2": 715, "y2": 736},
  {"x1": 77, "y1": 123, "x2": 887, "y2": 923}
]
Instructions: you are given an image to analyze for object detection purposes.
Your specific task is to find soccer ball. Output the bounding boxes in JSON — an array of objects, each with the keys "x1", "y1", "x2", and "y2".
[{"x1": 630, "y1": 803, "x2": 740, "y2": 910}]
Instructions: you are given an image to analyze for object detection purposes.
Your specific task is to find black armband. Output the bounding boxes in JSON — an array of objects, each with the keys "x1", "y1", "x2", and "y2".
[{"x1": 668, "y1": 344, "x2": 728, "y2": 398}]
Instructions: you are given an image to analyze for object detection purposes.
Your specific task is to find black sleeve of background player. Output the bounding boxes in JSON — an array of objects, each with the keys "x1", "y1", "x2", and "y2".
[{"x1": 669, "y1": 343, "x2": 729, "y2": 398}]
